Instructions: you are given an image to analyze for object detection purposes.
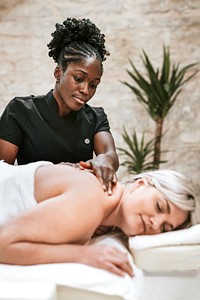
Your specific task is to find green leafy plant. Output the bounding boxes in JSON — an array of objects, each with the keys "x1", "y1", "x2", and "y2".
[
  {"x1": 117, "y1": 128, "x2": 166, "y2": 174},
  {"x1": 122, "y1": 46, "x2": 198, "y2": 169}
]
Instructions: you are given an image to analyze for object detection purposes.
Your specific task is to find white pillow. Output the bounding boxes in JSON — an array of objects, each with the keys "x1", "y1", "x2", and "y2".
[
  {"x1": 129, "y1": 224, "x2": 200, "y2": 272},
  {"x1": 129, "y1": 224, "x2": 200, "y2": 250}
]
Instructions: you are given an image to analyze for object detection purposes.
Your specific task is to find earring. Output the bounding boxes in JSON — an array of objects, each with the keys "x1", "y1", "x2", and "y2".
[{"x1": 56, "y1": 79, "x2": 59, "y2": 83}]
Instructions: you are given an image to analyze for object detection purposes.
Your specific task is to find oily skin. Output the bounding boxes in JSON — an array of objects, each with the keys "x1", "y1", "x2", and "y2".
[{"x1": 53, "y1": 57, "x2": 102, "y2": 116}]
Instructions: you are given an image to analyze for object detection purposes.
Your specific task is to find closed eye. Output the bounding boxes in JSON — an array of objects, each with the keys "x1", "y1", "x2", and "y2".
[
  {"x1": 162, "y1": 222, "x2": 173, "y2": 233},
  {"x1": 162, "y1": 223, "x2": 166, "y2": 233},
  {"x1": 157, "y1": 202, "x2": 162, "y2": 212}
]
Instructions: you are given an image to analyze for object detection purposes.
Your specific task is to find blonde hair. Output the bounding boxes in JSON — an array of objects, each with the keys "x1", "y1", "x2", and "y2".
[
  {"x1": 105, "y1": 170, "x2": 196, "y2": 250},
  {"x1": 128, "y1": 169, "x2": 196, "y2": 225}
]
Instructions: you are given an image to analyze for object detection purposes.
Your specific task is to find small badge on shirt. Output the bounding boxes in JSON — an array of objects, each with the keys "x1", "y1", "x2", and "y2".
[{"x1": 84, "y1": 138, "x2": 90, "y2": 144}]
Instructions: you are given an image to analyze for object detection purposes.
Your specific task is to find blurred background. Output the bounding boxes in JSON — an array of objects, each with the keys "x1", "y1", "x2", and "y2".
[{"x1": 0, "y1": 0, "x2": 199, "y2": 202}]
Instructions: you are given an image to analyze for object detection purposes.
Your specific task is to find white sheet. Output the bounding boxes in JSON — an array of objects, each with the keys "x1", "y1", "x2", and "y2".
[
  {"x1": 0, "y1": 235, "x2": 144, "y2": 300},
  {"x1": 0, "y1": 281, "x2": 57, "y2": 300}
]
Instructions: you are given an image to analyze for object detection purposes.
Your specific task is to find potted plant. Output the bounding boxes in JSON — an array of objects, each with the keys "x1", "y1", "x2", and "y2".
[
  {"x1": 121, "y1": 46, "x2": 198, "y2": 170},
  {"x1": 117, "y1": 128, "x2": 166, "y2": 174}
]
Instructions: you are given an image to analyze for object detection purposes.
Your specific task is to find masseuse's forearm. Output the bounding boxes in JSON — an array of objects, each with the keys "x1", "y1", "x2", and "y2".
[{"x1": 94, "y1": 131, "x2": 119, "y2": 172}]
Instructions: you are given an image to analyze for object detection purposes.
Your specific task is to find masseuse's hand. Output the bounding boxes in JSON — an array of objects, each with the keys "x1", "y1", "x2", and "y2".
[
  {"x1": 79, "y1": 157, "x2": 117, "y2": 196},
  {"x1": 81, "y1": 244, "x2": 134, "y2": 277}
]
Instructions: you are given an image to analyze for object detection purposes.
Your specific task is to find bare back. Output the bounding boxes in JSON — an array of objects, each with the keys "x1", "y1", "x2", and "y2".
[{"x1": 3, "y1": 164, "x2": 122, "y2": 247}]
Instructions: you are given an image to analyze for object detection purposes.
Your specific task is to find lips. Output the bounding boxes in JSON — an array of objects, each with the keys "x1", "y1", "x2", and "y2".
[
  {"x1": 140, "y1": 215, "x2": 146, "y2": 233},
  {"x1": 73, "y1": 95, "x2": 87, "y2": 105}
]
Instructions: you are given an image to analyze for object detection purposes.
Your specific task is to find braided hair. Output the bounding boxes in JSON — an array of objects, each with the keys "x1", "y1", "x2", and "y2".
[{"x1": 47, "y1": 18, "x2": 110, "y2": 71}]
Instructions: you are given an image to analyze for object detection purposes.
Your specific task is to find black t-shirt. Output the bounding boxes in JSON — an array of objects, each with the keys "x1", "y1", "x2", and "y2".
[{"x1": 0, "y1": 90, "x2": 111, "y2": 164}]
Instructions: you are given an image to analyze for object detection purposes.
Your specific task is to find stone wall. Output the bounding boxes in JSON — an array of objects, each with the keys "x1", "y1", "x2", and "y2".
[{"x1": 0, "y1": 0, "x2": 199, "y2": 199}]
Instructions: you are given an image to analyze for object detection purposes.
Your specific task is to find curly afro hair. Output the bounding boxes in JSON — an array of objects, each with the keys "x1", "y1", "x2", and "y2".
[{"x1": 47, "y1": 18, "x2": 110, "y2": 65}]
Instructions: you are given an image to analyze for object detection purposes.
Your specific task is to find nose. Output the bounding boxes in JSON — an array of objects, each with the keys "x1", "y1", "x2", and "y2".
[
  {"x1": 148, "y1": 215, "x2": 164, "y2": 233},
  {"x1": 79, "y1": 82, "x2": 89, "y2": 95}
]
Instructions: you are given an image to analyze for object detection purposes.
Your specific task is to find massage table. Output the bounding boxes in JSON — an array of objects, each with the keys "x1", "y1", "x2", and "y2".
[{"x1": 0, "y1": 224, "x2": 200, "y2": 300}]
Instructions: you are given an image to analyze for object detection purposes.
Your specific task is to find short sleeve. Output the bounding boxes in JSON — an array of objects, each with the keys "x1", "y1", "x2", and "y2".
[
  {"x1": 92, "y1": 107, "x2": 111, "y2": 134},
  {"x1": 0, "y1": 98, "x2": 24, "y2": 146}
]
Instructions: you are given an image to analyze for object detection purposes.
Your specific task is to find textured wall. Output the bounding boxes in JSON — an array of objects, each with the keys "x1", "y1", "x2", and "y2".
[{"x1": 0, "y1": 0, "x2": 199, "y2": 199}]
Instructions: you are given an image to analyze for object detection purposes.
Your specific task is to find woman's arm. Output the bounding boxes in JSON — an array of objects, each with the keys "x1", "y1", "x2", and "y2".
[
  {"x1": 0, "y1": 139, "x2": 18, "y2": 164},
  {"x1": 1, "y1": 179, "x2": 104, "y2": 246},
  {"x1": 0, "y1": 239, "x2": 133, "y2": 277}
]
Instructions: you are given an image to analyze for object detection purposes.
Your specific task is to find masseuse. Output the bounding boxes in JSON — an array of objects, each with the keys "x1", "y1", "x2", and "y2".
[{"x1": 0, "y1": 17, "x2": 119, "y2": 194}]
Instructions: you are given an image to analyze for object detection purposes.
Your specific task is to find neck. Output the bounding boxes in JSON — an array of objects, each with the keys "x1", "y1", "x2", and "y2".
[
  {"x1": 100, "y1": 183, "x2": 128, "y2": 228},
  {"x1": 53, "y1": 87, "x2": 71, "y2": 116},
  {"x1": 102, "y1": 182, "x2": 136, "y2": 231}
]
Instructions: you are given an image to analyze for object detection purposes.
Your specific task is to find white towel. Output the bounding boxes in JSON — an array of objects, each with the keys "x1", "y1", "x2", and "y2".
[
  {"x1": 0, "y1": 160, "x2": 53, "y2": 225},
  {"x1": 129, "y1": 224, "x2": 200, "y2": 250}
]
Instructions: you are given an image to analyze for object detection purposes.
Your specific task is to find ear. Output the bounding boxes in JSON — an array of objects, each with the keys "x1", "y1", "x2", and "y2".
[
  {"x1": 133, "y1": 178, "x2": 149, "y2": 189},
  {"x1": 54, "y1": 66, "x2": 61, "y2": 81}
]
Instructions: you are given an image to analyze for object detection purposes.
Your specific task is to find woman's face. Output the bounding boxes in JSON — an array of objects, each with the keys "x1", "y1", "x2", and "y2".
[
  {"x1": 53, "y1": 56, "x2": 102, "y2": 116},
  {"x1": 120, "y1": 179, "x2": 188, "y2": 236}
]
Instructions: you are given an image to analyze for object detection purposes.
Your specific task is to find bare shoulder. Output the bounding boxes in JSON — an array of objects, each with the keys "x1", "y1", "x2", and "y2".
[
  {"x1": 35, "y1": 164, "x2": 104, "y2": 203},
  {"x1": 34, "y1": 164, "x2": 108, "y2": 241}
]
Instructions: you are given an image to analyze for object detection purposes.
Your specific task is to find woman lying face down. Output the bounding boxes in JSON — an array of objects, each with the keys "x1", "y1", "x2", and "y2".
[{"x1": 0, "y1": 161, "x2": 196, "y2": 277}]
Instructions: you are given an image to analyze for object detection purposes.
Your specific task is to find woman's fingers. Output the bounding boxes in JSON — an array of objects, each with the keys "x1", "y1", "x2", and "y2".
[
  {"x1": 108, "y1": 249, "x2": 134, "y2": 277},
  {"x1": 93, "y1": 166, "x2": 116, "y2": 195},
  {"x1": 79, "y1": 160, "x2": 117, "y2": 196},
  {"x1": 102, "y1": 251, "x2": 134, "y2": 277},
  {"x1": 82, "y1": 244, "x2": 134, "y2": 277},
  {"x1": 79, "y1": 161, "x2": 92, "y2": 169}
]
